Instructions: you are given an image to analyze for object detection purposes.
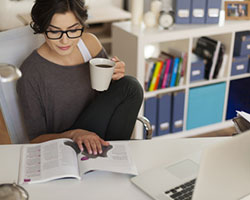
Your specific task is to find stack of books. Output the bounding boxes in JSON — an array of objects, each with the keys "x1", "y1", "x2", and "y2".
[{"x1": 145, "y1": 51, "x2": 188, "y2": 91}]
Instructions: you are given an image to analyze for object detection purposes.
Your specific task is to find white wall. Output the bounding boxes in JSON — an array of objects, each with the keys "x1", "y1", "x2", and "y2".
[
  {"x1": 0, "y1": 0, "x2": 34, "y2": 30},
  {"x1": 86, "y1": 0, "x2": 123, "y2": 8},
  {"x1": 128, "y1": 0, "x2": 173, "y2": 12}
]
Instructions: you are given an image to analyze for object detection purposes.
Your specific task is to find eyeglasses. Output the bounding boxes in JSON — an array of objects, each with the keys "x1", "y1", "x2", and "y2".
[{"x1": 45, "y1": 27, "x2": 84, "y2": 40}]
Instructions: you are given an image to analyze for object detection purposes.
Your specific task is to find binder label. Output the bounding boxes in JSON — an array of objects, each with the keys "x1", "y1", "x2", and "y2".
[
  {"x1": 236, "y1": 64, "x2": 244, "y2": 71},
  {"x1": 151, "y1": 125, "x2": 156, "y2": 132},
  {"x1": 193, "y1": 9, "x2": 204, "y2": 18},
  {"x1": 174, "y1": 120, "x2": 183, "y2": 128},
  {"x1": 247, "y1": 44, "x2": 250, "y2": 49},
  {"x1": 160, "y1": 122, "x2": 169, "y2": 131},
  {"x1": 178, "y1": 10, "x2": 189, "y2": 18},
  {"x1": 208, "y1": 9, "x2": 219, "y2": 17},
  {"x1": 192, "y1": 70, "x2": 201, "y2": 76}
]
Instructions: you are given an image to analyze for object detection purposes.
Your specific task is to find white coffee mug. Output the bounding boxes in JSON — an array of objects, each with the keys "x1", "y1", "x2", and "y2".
[{"x1": 89, "y1": 58, "x2": 115, "y2": 91}]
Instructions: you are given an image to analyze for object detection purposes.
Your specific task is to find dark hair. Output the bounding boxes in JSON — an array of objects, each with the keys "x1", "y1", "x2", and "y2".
[{"x1": 30, "y1": 0, "x2": 88, "y2": 34}]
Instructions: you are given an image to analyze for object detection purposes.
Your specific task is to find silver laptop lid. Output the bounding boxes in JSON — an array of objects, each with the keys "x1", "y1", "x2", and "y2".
[{"x1": 192, "y1": 130, "x2": 250, "y2": 200}]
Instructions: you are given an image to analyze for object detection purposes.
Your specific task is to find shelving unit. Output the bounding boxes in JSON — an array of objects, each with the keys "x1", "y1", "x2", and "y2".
[{"x1": 112, "y1": 20, "x2": 250, "y2": 139}]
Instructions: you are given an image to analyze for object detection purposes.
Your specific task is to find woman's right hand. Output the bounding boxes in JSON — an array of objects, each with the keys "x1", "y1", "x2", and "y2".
[{"x1": 68, "y1": 129, "x2": 109, "y2": 155}]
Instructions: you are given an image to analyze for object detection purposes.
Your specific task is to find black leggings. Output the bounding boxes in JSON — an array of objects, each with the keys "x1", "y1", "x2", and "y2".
[{"x1": 71, "y1": 76, "x2": 143, "y2": 140}]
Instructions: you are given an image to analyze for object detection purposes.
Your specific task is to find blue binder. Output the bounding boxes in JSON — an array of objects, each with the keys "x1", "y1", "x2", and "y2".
[
  {"x1": 157, "y1": 93, "x2": 172, "y2": 136},
  {"x1": 171, "y1": 91, "x2": 185, "y2": 133},
  {"x1": 191, "y1": 0, "x2": 206, "y2": 24},
  {"x1": 205, "y1": 0, "x2": 221, "y2": 24},
  {"x1": 174, "y1": 0, "x2": 191, "y2": 24},
  {"x1": 144, "y1": 97, "x2": 157, "y2": 137},
  {"x1": 234, "y1": 31, "x2": 250, "y2": 56}
]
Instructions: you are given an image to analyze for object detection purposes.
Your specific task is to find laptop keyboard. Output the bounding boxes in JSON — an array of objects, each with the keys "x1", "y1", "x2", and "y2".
[{"x1": 164, "y1": 179, "x2": 196, "y2": 200}]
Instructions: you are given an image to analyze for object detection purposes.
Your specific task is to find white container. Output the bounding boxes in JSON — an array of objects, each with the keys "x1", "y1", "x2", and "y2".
[
  {"x1": 151, "y1": 0, "x2": 162, "y2": 21},
  {"x1": 131, "y1": 0, "x2": 144, "y2": 25}
]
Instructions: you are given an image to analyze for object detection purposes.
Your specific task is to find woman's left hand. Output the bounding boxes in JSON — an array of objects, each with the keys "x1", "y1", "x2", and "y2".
[{"x1": 111, "y1": 56, "x2": 125, "y2": 80}]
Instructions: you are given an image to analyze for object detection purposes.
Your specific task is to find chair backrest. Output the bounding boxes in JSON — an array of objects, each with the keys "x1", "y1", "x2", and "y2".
[{"x1": 0, "y1": 25, "x2": 44, "y2": 143}]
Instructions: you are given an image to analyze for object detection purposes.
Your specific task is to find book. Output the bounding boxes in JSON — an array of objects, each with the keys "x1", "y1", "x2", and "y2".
[
  {"x1": 175, "y1": 57, "x2": 183, "y2": 86},
  {"x1": 170, "y1": 57, "x2": 180, "y2": 87},
  {"x1": 145, "y1": 60, "x2": 156, "y2": 91},
  {"x1": 213, "y1": 42, "x2": 225, "y2": 79},
  {"x1": 166, "y1": 58, "x2": 174, "y2": 87},
  {"x1": 157, "y1": 60, "x2": 167, "y2": 89},
  {"x1": 179, "y1": 52, "x2": 187, "y2": 86},
  {"x1": 161, "y1": 59, "x2": 170, "y2": 88},
  {"x1": 18, "y1": 139, "x2": 138, "y2": 184},
  {"x1": 233, "y1": 111, "x2": 250, "y2": 134},
  {"x1": 193, "y1": 37, "x2": 225, "y2": 80},
  {"x1": 149, "y1": 61, "x2": 162, "y2": 91},
  {"x1": 153, "y1": 61, "x2": 164, "y2": 90},
  {"x1": 208, "y1": 40, "x2": 221, "y2": 80}
]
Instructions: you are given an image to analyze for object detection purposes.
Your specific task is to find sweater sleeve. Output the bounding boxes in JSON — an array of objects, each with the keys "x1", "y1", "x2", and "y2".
[{"x1": 16, "y1": 60, "x2": 47, "y2": 141}]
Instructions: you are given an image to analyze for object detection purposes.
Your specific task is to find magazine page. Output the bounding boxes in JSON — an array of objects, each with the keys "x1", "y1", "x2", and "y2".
[
  {"x1": 18, "y1": 138, "x2": 80, "y2": 184},
  {"x1": 71, "y1": 141, "x2": 138, "y2": 176}
]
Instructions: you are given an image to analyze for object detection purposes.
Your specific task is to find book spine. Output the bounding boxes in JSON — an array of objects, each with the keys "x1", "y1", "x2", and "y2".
[
  {"x1": 146, "y1": 63, "x2": 156, "y2": 91},
  {"x1": 161, "y1": 59, "x2": 171, "y2": 88},
  {"x1": 175, "y1": 57, "x2": 183, "y2": 86},
  {"x1": 149, "y1": 62, "x2": 161, "y2": 91},
  {"x1": 181, "y1": 52, "x2": 187, "y2": 77},
  {"x1": 170, "y1": 58, "x2": 180, "y2": 87},
  {"x1": 158, "y1": 61, "x2": 167, "y2": 89},
  {"x1": 179, "y1": 53, "x2": 187, "y2": 86},
  {"x1": 154, "y1": 61, "x2": 164, "y2": 90},
  {"x1": 209, "y1": 41, "x2": 221, "y2": 80},
  {"x1": 166, "y1": 58, "x2": 174, "y2": 87}
]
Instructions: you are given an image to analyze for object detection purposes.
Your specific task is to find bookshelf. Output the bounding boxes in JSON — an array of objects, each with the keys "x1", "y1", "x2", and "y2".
[{"x1": 112, "y1": 20, "x2": 250, "y2": 139}]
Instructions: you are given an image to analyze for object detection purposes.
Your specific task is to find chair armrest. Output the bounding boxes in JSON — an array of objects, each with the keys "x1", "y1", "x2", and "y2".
[{"x1": 137, "y1": 116, "x2": 152, "y2": 139}]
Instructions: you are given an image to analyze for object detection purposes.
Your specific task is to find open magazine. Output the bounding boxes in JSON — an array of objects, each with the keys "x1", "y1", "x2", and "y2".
[
  {"x1": 232, "y1": 110, "x2": 250, "y2": 134},
  {"x1": 18, "y1": 139, "x2": 138, "y2": 184}
]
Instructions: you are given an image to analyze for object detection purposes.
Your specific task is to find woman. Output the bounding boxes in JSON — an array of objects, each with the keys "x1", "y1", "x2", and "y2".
[{"x1": 17, "y1": 0, "x2": 143, "y2": 155}]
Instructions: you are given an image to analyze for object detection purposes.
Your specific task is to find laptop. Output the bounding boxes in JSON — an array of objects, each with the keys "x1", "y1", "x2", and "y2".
[{"x1": 131, "y1": 130, "x2": 250, "y2": 200}]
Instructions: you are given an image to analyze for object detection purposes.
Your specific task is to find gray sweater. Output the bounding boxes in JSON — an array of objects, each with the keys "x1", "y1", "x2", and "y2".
[{"x1": 17, "y1": 49, "x2": 108, "y2": 140}]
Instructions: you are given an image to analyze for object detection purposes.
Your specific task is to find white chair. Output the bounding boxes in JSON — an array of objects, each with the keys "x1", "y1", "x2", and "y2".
[{"x1": 0, "y1": 25, "x2": 44, "y2": 143}]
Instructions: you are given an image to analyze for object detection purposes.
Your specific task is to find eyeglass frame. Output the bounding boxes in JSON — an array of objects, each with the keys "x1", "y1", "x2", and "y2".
[{"x1": 44, "y1": 27, "x2": 84, "y2": 40}]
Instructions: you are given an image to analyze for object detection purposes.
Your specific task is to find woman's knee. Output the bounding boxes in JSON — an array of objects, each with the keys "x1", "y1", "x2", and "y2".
[{"x1": 121, "y1": 76, "x2": 144, "y2": 103}]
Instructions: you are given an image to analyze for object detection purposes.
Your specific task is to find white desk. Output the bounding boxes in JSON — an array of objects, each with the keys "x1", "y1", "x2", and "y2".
[{"x1": 0, "y1": 137, "x2": 226, "y2": 200}]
